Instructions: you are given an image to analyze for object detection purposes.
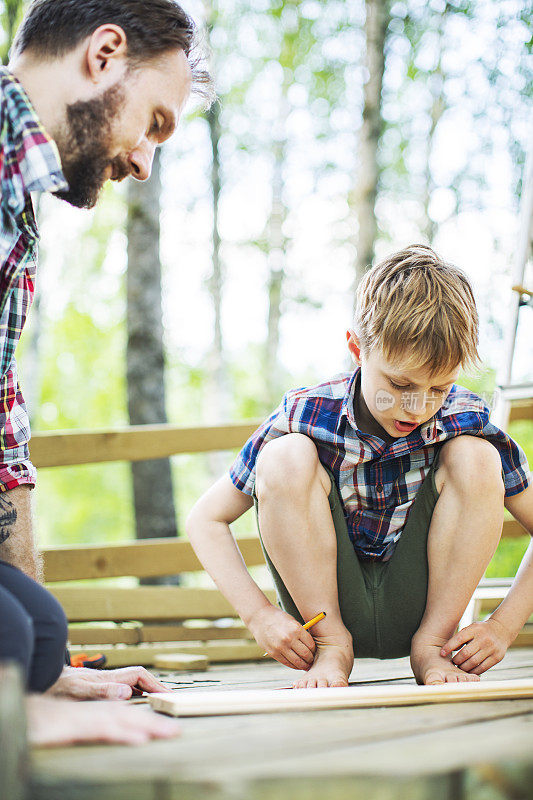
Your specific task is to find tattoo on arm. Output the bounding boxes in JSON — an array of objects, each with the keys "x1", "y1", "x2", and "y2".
[{"x1": 0, "y1": 495, "x2": 17, "y2": 544}]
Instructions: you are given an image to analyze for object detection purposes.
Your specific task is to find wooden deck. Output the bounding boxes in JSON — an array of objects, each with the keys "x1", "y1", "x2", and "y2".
[{"x1": 31, "y1": 648, "x2": 533, "y2": 800}]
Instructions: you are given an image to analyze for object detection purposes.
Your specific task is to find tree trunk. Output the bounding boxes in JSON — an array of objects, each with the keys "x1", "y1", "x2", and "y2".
[
  {"x1": 352, "y1": 0, "x2": 390, "y2": 298},
  {"x1": 422, "y1": 13, "x2": 447, "y2": 244},
  {"x1": 265, "y1": 90, "x2": 290, "y2": 407},
  {"x1": 126, "y1": 149, "x2": 178, "y2": 577}
]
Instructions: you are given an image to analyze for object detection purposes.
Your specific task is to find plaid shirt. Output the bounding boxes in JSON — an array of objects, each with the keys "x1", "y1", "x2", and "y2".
[
  {"x1": 0, "y1": 67, "x2": 67, "y2": 490},
  {"x1": 230, "y1": 369, "x2": 531, "y2": 561}
]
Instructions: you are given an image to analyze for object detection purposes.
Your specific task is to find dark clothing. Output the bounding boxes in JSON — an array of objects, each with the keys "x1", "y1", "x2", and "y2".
[{"x1": 0, "y1": 559, "x2": 67, "y2": 691}]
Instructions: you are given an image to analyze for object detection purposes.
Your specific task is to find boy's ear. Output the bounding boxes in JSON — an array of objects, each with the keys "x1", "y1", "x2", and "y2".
[{"x1": 346, "y1": 329, "x2": 362, "y2": 365}]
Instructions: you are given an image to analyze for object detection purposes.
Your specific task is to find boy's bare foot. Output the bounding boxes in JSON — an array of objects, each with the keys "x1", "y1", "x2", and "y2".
[
  {"x1": 411, "y1": 633, "x2": 481, "y2": 685},
  {"x1": 292, "y1": 631, "x2": 353, "y2": 689}
]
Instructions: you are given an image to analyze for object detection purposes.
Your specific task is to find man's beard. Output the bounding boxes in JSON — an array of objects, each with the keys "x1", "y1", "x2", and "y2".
[{"x1": 54, "y1": 83, "x2": 131, "y2": 209}]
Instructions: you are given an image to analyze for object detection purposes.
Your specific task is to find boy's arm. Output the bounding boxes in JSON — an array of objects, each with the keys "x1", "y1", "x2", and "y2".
[
  {"x1": 186, "y1": 474, "x2": 316, "y2": 671},
  {"x1": 441, "y1": 483, "x2": 533, "y2": 673}
]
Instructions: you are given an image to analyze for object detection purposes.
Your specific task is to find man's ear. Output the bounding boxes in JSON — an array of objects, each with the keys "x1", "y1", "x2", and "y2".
[
  {"x1": 346, "y1": 329, "x2": 363, "y2": 365},
  {"x1": 85, "y1": 24, "x2": 128, "y2": 84}
]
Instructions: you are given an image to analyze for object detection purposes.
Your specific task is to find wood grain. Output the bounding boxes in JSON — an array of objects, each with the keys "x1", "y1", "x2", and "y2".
[
  {"x1": 51, "y1": 585, "x2": 276, "y2": 622},
  {"x1": 43, "y1": 535, "x2": 266, "y2": 582},
  {"x1": 68, "y1": 641, "x2": 264, "y2": 667},
  {"x1": 30, "y1": 421, "x2": 260, "y2": 468},
  {"x1": 150, "y1": 679, "x2": 533, "y2": 717}
]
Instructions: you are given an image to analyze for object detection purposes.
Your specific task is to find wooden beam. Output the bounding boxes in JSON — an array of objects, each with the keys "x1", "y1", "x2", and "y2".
[
  {"x1": 43, "y1": 535, "x2": 265, "y2": 582},
  {"x1": 68, "y1": 622, "x2": 252, "y2": 645},
  {"x1": 30, "y1": 421, "x2": 260, "y2": 468},
  {"x1": 508, "y1": 399, "x2": 533, "y2": 423},
  {"x1": 502, "y1": 518, "x2": 528, "y2": 538},
  {"x1": 152, "y1": 653, "x2": 209, "y2": 671},
  {"x1": 150, "y1": 679, "x2": 533, "y2": 717},
  {"x1": 68, "y1": 641, "x2": 264, "y2": 667},
  {"x1": 51, "y1": 585, "x2": 276, "y2": 623}
]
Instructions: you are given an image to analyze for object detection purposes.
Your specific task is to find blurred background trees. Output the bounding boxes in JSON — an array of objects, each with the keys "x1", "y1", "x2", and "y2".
[{"x1": 2, "y1": 0, "x2": 531, "y2": 574}]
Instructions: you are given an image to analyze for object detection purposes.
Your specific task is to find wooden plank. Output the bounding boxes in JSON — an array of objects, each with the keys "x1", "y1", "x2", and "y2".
[
  {"x1": 52, "y1": 585, "x2": 276, "y2": 623},
  {"x1": 150, "y1": 679, "x2": 533, "y2": 717},
  {"x1": 0, "y1": 663, "x2": 27, "y2": 800},
  {"x1": 153, "y1": 653, "x2": 209, "y2": 671},
  {"x1": 68, "y1": 622, "x2": 253, "y2": 646},
  {"x1": 68, "y1": 641, "x2": 264, "y2": 667},
  {"x1": 43, "y1": 535, "x2": 265, "y2": 582},
  {"x1": 508, "y1": 399, "x2": 533, "y2": 423},
  {"x1": 502, "y1": 518, "x2": 529, "y2": 538},
  {"x1": 30, "y1": 421, "x2": 260, "y2": 468}
]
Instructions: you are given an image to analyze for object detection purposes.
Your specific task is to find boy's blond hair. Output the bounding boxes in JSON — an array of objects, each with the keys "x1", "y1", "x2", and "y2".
[{"x1": 355, "y1": 244, "x2": 479, "y2": 374}]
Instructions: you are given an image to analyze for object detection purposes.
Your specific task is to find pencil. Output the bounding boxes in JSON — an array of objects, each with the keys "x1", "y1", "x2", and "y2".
[
  {"x1": 263, "y1": 611, "x2": 326, "y2": 657},
  {"x1": 302, "y1": 611, "x2": 326, "y2": 630}
]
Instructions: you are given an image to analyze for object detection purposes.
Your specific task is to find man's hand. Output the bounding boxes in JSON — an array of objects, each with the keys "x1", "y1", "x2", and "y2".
[
  {"x1": 46, "y1": 665, "x2": 172, "y2": 700},
  {"x1": 440, "y1": 618, "x2": 513, "y2": 675},
  {"x1": 27, "y1": 695, "x2": 181, "y2": 747},
  {"x1": 248, "y1": 605, "x2": 316, "y2": 670}
]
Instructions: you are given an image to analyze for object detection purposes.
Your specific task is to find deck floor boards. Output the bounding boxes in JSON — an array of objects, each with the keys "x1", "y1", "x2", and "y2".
[{"x1": 30, "y1": 648, "x2": 533, "y2": 800}]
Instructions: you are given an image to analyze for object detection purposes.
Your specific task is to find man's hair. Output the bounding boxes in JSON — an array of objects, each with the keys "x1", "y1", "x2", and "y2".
[
  {"x1": 354, "y1": 244, "x2": 480, "y2": 374},
  {"x1": 12, "y1": 0, "x2": 214, "y2": 104}
]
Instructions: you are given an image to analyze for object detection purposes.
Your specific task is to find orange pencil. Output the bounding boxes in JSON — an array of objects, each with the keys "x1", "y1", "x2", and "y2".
[
  {"x1": 263, "y1": 611, "x2": 326, "y2": 657},
  {"x1": 302, "y1": 611, "x2": 326, "y2": 630}
]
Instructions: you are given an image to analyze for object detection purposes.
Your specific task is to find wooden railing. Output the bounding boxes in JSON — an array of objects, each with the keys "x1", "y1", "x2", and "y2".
[
  {"x1": 31, "y1": 418, "x2": 530, "y2": 540},
  {"x1": 33, "y1": 411, "x2": 532, "y2": 665}
]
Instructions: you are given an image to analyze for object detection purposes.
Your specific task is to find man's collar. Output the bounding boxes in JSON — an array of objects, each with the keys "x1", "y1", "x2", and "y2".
[{"x1": 1, "y1": 67, "x2": 68, "y2": 212}]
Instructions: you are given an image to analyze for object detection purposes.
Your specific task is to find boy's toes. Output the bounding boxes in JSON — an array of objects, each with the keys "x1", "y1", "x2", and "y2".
[
  {"x1": 424, "y1": 670, "x2": 446, "y2": 685},
  {"x1": 316, "y1": 678, "x2": 328, "y2": 688}
]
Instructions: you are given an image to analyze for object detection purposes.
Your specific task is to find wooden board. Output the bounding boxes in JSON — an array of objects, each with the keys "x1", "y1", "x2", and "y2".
[
  {"x1": 150, "y1": 678, "x2": 533, "y2": 717},
  {"x1": 153, "y1": 653, "x2": 209, "y2": 671},
  {"x1": 68, "y1": 640, "x2": 264, "y2": 667},
  {"x1": 51, "y1": 585, "x2": 276, "y2": 622},
  {"x1": 502, "y1": 518, "x2": 529, "y2": 538},
  {"x1": 509, "y1": 399, "x2": 533, "y2": 423},
  {"x1": 30, "y1": 421, "x2": 260, "y2": 468},
  {"x1": 68, "y1": 622, "x2": 252, "y2": 645},
  {"x1": 43, "y1": 535, "x2": 266, "y2": 582}
]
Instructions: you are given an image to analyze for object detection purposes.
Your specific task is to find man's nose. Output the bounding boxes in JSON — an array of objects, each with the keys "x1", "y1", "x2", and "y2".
[{"x1": 128, "y1": 139, "x2": 156, "y2": 181}]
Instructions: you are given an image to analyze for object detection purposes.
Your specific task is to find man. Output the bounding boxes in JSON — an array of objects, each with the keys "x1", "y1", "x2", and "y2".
[{"x1": 0, "y1": 0, "x2": 213, "y2": 741}]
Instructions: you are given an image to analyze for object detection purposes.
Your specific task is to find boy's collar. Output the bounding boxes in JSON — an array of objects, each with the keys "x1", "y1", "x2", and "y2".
[{"x1": 341, "y1": 366, "x2": 445, "y2": 445}]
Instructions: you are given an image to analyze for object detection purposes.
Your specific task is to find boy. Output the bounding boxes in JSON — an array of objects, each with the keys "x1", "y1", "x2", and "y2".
[{"x1": 187, "y1": 245, "x2": 533, "y2": 687}]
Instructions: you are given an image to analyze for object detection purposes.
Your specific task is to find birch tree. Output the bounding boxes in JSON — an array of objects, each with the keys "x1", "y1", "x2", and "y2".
[{"x1": 352, "y1": 0, "x2": 391, "y2": 293}]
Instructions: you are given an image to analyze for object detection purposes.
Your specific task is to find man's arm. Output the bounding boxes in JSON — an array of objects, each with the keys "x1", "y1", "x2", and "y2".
[{"x1": 0, "y1": 485, "x2": 42, "y2": 582}]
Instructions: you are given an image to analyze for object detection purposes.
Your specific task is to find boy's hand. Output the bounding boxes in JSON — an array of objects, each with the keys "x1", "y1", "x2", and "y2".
[
  {"x1": 440, "y1": 618, "x2": 513, "y2": 675},
  {"x1": 248, "y1": 605, "x2": 316, "y2": 670}
]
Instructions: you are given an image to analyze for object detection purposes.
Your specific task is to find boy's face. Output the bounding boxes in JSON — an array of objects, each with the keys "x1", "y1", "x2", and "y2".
[{"x1": 347, "y1": 331, "x2": 460, "y2": 439}]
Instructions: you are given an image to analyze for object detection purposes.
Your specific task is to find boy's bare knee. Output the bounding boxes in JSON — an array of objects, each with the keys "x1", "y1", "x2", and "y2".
[
  {"x1": 437, "y1": 435, "x2": 504, "y2": 496},
  {"x1": 255, "y1": 434, "x2": 326, "y2": 499}
]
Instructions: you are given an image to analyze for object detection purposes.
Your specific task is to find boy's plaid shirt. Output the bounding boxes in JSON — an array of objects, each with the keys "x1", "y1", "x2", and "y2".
[
  {"x1": 230, "y1": 369, "x2": 531, "y2": 561},
  {"x1": 0, "y1": 67, "x2": 67, "y2": 490}
]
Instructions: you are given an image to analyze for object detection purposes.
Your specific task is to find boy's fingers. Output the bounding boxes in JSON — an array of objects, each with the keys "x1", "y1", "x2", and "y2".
[
  {"x1": 457, "y1": 650, "x2": 489, "y2": 672},
  {"x1": 292, "y1": 639, "x2": 315, "y2": 664},
  {"x1": 286, "y1": 650, "x2": 313, "y2": 671},
  {"x1": 451, "y1": 643, "x2": 479, "y2": 665},
  {"x1": 300, "y1": 629, "x2": 317, "y2": 652},
  {"x1": 440, "y1": 629, "x2": 472, "y2": 656},
  {"x1": 471, "y1": 655, "x2": 498, "y2": 675}
]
